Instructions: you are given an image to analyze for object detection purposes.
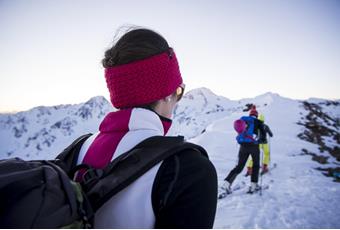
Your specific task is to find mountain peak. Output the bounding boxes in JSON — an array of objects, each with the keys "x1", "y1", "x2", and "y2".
[
  {"x1": 84, "y1": 96, "x2": 110, "y2": 105},
  {"x1": 257, "y1": 92, "x2": 281, "y2": 98},
  {"x1": 187, "y1": 87, "x2": 215, "y2": 96}
]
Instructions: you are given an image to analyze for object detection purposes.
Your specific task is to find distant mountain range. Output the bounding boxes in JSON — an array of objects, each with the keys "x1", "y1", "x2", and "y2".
[
  {"x1": 0, "y1": 96, "x2": 113, "y2": 160},
  {"x1": 0, "y1": 88, "x2": 339, "y2": 181}
]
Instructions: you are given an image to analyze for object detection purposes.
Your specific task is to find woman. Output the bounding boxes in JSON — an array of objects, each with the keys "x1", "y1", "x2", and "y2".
[{"x1": 76, "y1": 28, "x2": 217, "y2": 228}]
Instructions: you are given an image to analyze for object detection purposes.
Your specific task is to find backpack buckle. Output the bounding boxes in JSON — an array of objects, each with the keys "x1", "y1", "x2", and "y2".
[{"x1": 82, "y1": 168, "x2": 103, "y2": 187}]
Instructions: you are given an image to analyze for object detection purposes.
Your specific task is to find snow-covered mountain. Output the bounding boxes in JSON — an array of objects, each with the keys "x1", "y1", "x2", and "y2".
[
  {"x1": 169, "y1": 89, "x2": 285, "y2": 139},
  {"x1": 0, "y1": 96, "x2": 114, "y2": 160},
  {"x1": 0, "y1": 89, "x2": 339, "y2": 228},
  {"x1": 185, "y1": 90, "x2": 340, "y2": 228}
]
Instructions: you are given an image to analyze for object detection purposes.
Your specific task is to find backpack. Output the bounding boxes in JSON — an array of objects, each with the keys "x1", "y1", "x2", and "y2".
[
  {"x1": 0, "y1": 134, "x2": 207, "y2": 228},
  {"x1": 235, "y1": 116, "x2": 258, "y2": 144}
]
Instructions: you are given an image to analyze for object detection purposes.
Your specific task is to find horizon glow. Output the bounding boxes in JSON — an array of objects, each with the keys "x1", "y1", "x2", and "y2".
[{"x1": 1, "y1": 0, "x2": 339, "y2": 112}]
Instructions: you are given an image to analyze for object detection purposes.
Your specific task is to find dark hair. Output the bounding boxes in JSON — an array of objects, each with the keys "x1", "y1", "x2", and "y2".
[
  {"x1": 102, "y1": 28, "x2": 170, "y2": 68},
  {"x1": 102, "y1": 27, "x2": 173, "y2": 110}
]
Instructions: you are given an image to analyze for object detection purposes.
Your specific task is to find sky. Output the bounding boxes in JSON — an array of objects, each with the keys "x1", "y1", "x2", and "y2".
[{"x1": 0, "y1": 0, "x2": 340, "y2": 112}]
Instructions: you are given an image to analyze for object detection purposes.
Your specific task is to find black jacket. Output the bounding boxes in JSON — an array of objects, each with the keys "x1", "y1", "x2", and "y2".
[
  {"x1": 249, "y1": 116, "x2": 266, "y2": 145},
  {"x1": 262, "y1": 124, "x2": 273, "y2": 143},
  {"x1": 152, "y1": 149, "x2": 217, "y2": 228}
]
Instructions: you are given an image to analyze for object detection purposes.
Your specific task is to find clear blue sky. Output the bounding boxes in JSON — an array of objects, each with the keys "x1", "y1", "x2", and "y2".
[{"x1": 1, "y1": 0, "x2": 339, "y2": 112}]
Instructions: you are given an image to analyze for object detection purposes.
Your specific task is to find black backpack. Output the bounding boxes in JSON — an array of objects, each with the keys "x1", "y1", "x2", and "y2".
[{"x1": 0, "y1": 134, "x2": 207, "y2": 228}]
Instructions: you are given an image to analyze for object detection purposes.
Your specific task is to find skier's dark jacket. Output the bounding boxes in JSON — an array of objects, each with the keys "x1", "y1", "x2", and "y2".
[
  {"x1": 76, "y1": 108, "x2": 217, "y2": 228},
  {"x1": 262, "y1": 124, "x2": 273, "y2": 144}
]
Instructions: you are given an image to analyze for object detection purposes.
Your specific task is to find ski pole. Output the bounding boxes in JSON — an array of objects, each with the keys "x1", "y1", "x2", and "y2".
[
  {"x1": 260, "y1": 147, "x2": 263, "y2": 196},
  {"x1": 268, "y1": 136, "x2": 271, "y2": 169}
]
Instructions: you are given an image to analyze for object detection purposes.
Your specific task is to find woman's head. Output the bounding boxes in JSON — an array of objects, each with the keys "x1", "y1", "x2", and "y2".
[
  {"x1": 102, "y1": 28, "x2": 170, "y2": 68},
  {"x1": 103, "y1": 27, "x2": 183, "y2": 118}
]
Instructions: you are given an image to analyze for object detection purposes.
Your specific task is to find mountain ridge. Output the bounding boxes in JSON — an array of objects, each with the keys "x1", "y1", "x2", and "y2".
[{"x1": 0, "y1": 89, "x2": 339, "y2": 173}]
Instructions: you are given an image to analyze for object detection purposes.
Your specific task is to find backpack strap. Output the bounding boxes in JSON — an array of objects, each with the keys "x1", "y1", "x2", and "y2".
[
  {"x1": 82, "y1": 135, "x2": 207, "y2": 211},
  {"x1": 244, "y1": 134, "x2": 256, "y2": 142},
  {"x1": 55, "y1": 133, "x2": 92, "y2": 175}
]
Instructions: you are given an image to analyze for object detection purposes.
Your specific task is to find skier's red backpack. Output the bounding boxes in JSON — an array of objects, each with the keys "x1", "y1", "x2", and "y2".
[{"x1": 0, "y1": 134, "x2": 207, "y2": 228}]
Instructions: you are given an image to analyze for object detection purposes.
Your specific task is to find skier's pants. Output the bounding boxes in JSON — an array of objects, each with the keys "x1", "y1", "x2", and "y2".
[
  {"x1": 225, "y1": 144, "x2": 260, "y2": 184},
  {"x1": 247, "y1": 143, "x2": 270, "y2": 167}
]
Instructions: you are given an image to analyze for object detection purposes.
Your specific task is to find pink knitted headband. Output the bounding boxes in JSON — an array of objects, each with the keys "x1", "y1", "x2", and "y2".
[{"x1": 105, "y1": 49, "x2": 183, "y2": 109}]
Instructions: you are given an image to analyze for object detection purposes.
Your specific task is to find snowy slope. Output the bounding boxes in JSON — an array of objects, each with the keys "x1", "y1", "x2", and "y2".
[
  {"x1": 187, "y1": 92, "x2": 340, "y2": 228},
  {"x1": 0, "y1": 89, "x2": 339, "y2": 228},
  {"x1": 168, "y1": 87, "x2": 238, "y2": 139}
]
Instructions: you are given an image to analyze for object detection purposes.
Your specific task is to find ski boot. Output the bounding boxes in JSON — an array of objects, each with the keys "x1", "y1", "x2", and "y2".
[
  {"x1": 245, "y1": 167, "x2": 252, "y2": 177},
  {"x1": 247, "y1": 182, "x2": 261, "y2": 194},
  {"x1": 221, "y1": 181, "x2": 232, "y2": 194},
  {"x1": 261, "y1": 164, "x2": 269, "y2": 175}
]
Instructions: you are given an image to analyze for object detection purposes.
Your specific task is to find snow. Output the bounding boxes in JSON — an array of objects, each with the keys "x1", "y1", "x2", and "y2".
[
  {"x1": 187, "y1": 92, "x2": 340, "y2": 228},
  {"x1": 0, "y1": 96, "x2": 114, "y2": 160},
  {"x1": 0, "y1": 89, "x2": 339, "y2": 228}
]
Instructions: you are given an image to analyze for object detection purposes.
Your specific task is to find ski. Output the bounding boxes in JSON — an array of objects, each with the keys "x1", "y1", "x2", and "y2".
[
  {"x1": 246, "y1": 184, "x2": 270, "y2": 194},
  {"x1": 218, "y1": 181, "x2": 246, "y2": 199}
]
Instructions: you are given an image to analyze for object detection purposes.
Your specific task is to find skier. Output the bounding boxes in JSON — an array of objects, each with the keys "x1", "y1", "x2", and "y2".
[
  {"x1": 75, "y1": 28, "x2": 217, "y2": 228},
  {"x1": 245, "y1": 114, "x2": 273, "y2": 176},
  {"x1": 222, "y1": 105, "x2": 266, "y2": 194}
]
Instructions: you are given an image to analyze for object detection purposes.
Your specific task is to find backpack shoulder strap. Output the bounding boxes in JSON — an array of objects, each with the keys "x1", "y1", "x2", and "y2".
[
  {"x1": 55, "y1": 133, "x2": 92, "y2": 174},
  {"x1": 84, "y1": 135, "x2": 207, "y2": 211}
]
